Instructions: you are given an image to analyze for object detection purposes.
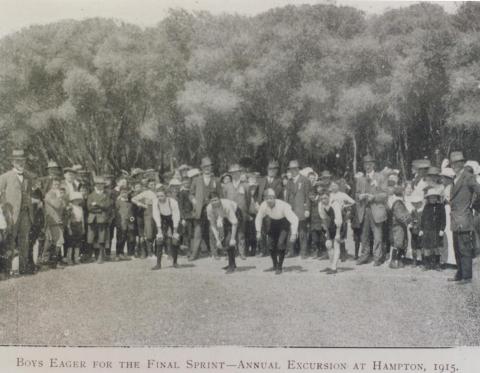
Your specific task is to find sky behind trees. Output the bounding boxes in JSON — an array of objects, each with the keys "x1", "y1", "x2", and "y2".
[{"x1": 0, "y1": 0, "x2": 458, "y2": 38}]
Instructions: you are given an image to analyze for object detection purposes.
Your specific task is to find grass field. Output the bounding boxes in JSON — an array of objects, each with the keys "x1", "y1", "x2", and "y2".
[{"x1": 1, "y1": 243, "x2": 480, "y2": 347}]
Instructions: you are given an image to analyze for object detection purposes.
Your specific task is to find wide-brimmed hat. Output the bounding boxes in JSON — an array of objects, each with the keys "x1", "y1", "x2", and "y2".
[
  {"x1": 200, "y1": 157, "x2": 213, "y2": 168},
  {"x1": 425, "y1": 187, "x2": 442, "y2": 198},
  {"x1": 178, "y1": 164, "x2": 190, "y2": 172},
  {"x1": 69, "y1": 192, "x2": 84, "y2": 202},
  {"x1": 408, "y1": 192, "x2": 424, "y2": 204},
  {"x1": 46, "y1": 160, "x2": 60, "y2": 169},
  {"x1": 267, "y1": 160, "x2": 280, "y2": 169},
  {"x1": 228, "y1": 163, "x2": 242, "y2": 173},
  {"x1": 450, "y1": 151, "x2": 465, "y2": 164},
  {"x1": 168, "y1": 178, "x2": 182, "y2": 187},
  {"x1": 465, "y1": 160, "x2": 480, "y2": 175},
  {"x1": 63, "y1": 167, "x2": 76, "y2": 174},
  {"x1": 10, "y1": 149, "x2": 26, "y2": 160},
  {"x1": 440, "y1": 168, "x2": 455, "y2": 179},
  {"x1": 426, "y1": 167, "x2": 440, "y2": 176},
  {"x1": 287, "y1": 160, "x2": 300, "y2": 169},
  {"x1": 363, "y1": 154, "x2": 375, "y2": 163},
  {"x1": 220, "y1": 172, "x2": 232, "y2": 183}
]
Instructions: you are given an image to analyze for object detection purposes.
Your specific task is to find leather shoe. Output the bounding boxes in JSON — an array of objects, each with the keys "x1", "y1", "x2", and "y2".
[
  {"x1": 275, "y1": 268, "x2": 282, "y2": 275},
  {"x1": 373, "y1": 261, "x2": 382, "y2": 267},
  {"x1": 456, "y1": 279, "x2": 472, "y2": 285},
  {"x1": 225, "y1": 267, "x2": 235, "y2": 274},
  {"x1": 151, "y1": 264, "x2": 161, "y2": 270},
  {"x1": 356, "y1": 256, "x2": 369, "y2": 265},
  {"x1": 326, "y1": 268, "x2": 337, "y2": 275},
  {"x1": 447, "y1": 277, "x2": 461, "y2": 282}
]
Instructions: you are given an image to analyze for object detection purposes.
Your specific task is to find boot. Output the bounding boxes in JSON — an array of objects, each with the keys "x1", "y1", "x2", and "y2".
[
  {"x1": 226, "y1": 248, "x2": 235, "y2": 274},
  {"x1": 66, "y1": 247, "x2": 73, "y2": 265},
  {"x1": 389, "y1": 249, "x2": 398, "y2": 269},
  {"x1": 276, "y1": 250, "x2": 286, "y2": 274},
  {"x1": 172, "y1": 245, "x2": 178, "y2": 268},
  {"x1": 152, "y1": 246, "x2": 162, "y2": 270},
  {"x1": 74, "y1": 247, "x2": 81, "y2": 264},
  {"x1": 97, "y1": 246, "x2": 105, "y2": 264},
  {"x1": 434, "y1": 255, "x2": 442, "y2": 271}
]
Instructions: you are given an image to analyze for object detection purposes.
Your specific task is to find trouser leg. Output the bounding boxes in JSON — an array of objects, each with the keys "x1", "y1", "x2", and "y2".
[
  {"x1": 372, "y1": 219, "x2": 384, "y2": 263},
  {"x1": 299, "y1": 220, "x2": 308, "y2": 258},
  {"x1": 17, "y1": 212, "x2": 32, "y2": 274},
  {"x1": 190, "y1": 219, "x2": 202, "y2": 259},
  {"x1": 457, "y1": 232, "x2": 474, "y2": 280},
  {"x1": 359, "y1": 216, "x2": 372, "y2": 260}
]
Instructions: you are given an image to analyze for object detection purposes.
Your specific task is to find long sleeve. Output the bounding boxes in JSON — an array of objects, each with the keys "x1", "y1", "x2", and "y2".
[
  {"x1": 152, "y1": 197, "x2": 161, "y2": 229},
  {"x1": 131, "y1": 191, "x2": 144, "y2": 207},
  {"x1": 170, "y1": 198, "x2": 180, "y2": 229},
  {"x1": 255, "y1": 202, "x2": 267, "y2": 233},
  {"x1": 284, "y1": 203, "x2": 299, "y2": 236}
]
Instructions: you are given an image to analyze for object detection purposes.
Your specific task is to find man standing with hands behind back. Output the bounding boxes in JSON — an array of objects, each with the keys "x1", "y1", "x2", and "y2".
[
  {"x1": 285, "y1": 160, "x2": 310, "y2": 258},
  {"x1": 0, "y1": 150, "x2": 34, "y2": 277},
  {"x1": 448, "y1": 151, "x2": 480, "y2": 284}
]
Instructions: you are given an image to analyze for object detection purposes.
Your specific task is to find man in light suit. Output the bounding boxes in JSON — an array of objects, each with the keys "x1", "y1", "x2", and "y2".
[
  {"x1": 448, "y1": 151, "x2": 480, "y2": 284},
  {"x1": 0, "y1": 150, "x2": 34, "y2": 276},
  {"x1": 189, "y1": 157, "x2": 222, "y2": 260},
  {"x1": 286, "y1": 160, "x2": 311, "y2": 258},
  {"x1": 356, "y1": 154, "x2": 388, "y2": 266}
]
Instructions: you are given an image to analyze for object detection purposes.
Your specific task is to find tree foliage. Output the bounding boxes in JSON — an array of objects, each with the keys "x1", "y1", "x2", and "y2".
[{"x1": 0, "y1": 4, "x2": 478, "y2": 178}]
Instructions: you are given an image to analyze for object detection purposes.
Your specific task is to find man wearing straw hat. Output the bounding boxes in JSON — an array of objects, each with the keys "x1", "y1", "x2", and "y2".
[
  {"x1": 355, "y1": 154, "x2": 388, "y2": 266},
  {"x1": 0, "y1": 150, "x2": 35, "y2": 276},
  {"x1": 448, "y1": 151, "x2": 480, "y2": 284},
  {"x1": 189, "y1": 156, "x2": 222, "y2": 260}
]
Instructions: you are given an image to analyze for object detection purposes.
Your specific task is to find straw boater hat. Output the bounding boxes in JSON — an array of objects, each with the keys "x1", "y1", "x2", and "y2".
[
  {"x1": 168, "y1": 179, "x2": 182, "y2": 187},
  {"x1": 10, "y1": 149, "x2": 26, "y2": 160},
  {"x1": 200, "y1": 157, "x2": 213, "y2": 168},
  {"x1": 450, "y1": 151, "x2": 465, "y2": 164},
  {"x1": 267, "y1": 160, "x2": 279, "y2": 169},
  {"x1": 228, "y1": 164, "x2": 242, "y2": 173},
  {"x1": 46, "y1": 160, "x2": 60, "y2": 169},
  {"x1": 178, "y1": 164, "x2": 191, "y2": 172},
  {"x1": 93, "y1": 176, "x2": 106, "y2": 185},
  {"x1": 440, "y1": 168, "x2": 455, "y2": 179},
  {"x1": 63, "y1": 167, "x2": 76, "y2": 174},
  {"x1": 69, "y1": 192, "x2": 84, "y2": 202},
  {"x1": 287, "y1": 160, "x2": 300, "y2": 169}
]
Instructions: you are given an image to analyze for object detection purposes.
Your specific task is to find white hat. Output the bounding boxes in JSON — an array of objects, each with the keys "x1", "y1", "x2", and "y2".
[
  {"x1": 168, "y1": 178, "x2": 182, "y2": 187},
  {"x1": 187, "y1": 168, "x2": 200, "y2": 178},
  {"x1": 407, "y1": 192, "x2": 424, "y2": 204},
  {"x1": 300, "y1": 167, "x2": 316, "y2": 178},
  {"x1": 465, "y1": 160, "x2": 480, "y2": 175},
  {"x1": 425, "y1": 188, "x2": 442, "y2": 198},
  {"x1": 440, "y1": 168, "x2": 455, "y2": 179},
  {"x1": 69, "y1": 192, "x2": 84, "y2": 202}
]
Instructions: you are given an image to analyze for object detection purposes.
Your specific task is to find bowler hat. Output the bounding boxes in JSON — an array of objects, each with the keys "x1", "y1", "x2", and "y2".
[
  {"x1": 363, "y1": 155, "x2": 375, "y2": 163},
  {"x1": 228, "y1": 164, "x2": 242, "y2": 173},
  {"x1": 426, "y1": 167, "x2": 440, "y2": 176},
  {"x1": 450, "y1": 151, "x2": 465, "y2": 164},
  {"x1": 10, "y1": 149, "x2": 26, "y2": 160},
  {"x1": 201, "y1": 157, "x2": 213, "y2": 168},
  {"x1": 267, "y1": 160, "x2": 279, "y2": 169},
  {"x1": 287, "y1": 160, "x2": 300, "y2": 169},
  {"x1": 46, "y1": 160, "x2": 60, "y2": 169}
]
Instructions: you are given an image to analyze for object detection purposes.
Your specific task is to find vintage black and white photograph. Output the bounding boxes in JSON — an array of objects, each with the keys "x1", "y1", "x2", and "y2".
[{"x1": 0, "y1": 0, "x2": 480, "y2": 349}]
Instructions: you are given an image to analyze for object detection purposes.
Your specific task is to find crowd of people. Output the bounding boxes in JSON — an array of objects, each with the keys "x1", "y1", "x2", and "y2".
[{"x1": 0, "y1": 149, "x2": 479, "y2": 284}]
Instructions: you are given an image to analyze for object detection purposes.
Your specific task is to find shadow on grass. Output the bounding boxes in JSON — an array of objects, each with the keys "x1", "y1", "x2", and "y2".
[
  {"x1": 234, "y1": 266, "x2": 256, "y2": 273},
  {"x1": 282, "y1": 265, "x2": 307, "y2": 273},
  {"x1": 174, "y1": 264, "x2": 196, "y2": 269}
]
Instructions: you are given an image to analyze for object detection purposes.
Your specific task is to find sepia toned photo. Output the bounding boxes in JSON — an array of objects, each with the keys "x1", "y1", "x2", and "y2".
[{"x1": 0, "y1": 0, "x2": 480, "y2": 354}]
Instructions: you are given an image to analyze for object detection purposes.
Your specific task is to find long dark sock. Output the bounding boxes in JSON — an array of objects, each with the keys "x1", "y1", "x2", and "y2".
[
  {"x1": 278, "y1": 250, "x2": 286, "y2": 270},
  {"x1": 172, "y1": 245, "x2": 178, "y2": 265},
  {"x1": 270, "y1": 250, "x2": 278, "y2": 269}
]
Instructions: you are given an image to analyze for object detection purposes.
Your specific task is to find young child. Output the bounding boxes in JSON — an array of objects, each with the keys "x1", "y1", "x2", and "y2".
[
  {"x1": 388, "y1": 186, "x2": 412, "y2": 269},
  {"x1": 67, "y1": 192, "x2": 86, "y2": 264},
  {"x1": 318, "y1": 191, "x2": 341, "y2": 274},
  {"x1": 419, "y1": 188, "x2": 446, "y2": 271},
  {"x1": 408, "y1": 192, "x2": 424, "y2": 267},
  {"x1": 115, "y1": 185, "x2": 136, "y2": 260}
]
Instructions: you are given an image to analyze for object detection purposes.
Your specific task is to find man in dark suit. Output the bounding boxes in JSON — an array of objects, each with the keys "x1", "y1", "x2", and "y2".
[
  {"x1": 0, "y1": 150, "x2": 34, "y2": 276},
  {"x1": 256, "y1": 161, "x2": 283, "y2": 256},
  {"x1": 189, "y1": 157, "x2": 222, "y2": 260},
  {"x1": 355, "y1": 155, "x2": 388, "y2": 266},
  {"x1": 448, "y1": 151, "x2": 480, "y2": 284},
  {"x1": 286, "y1": 160, "x2": 311, "y2": 258}
]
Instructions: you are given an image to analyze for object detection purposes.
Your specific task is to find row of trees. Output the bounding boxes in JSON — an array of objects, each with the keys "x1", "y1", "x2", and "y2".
[{"x1": 0, "y1": 2, "x2": 479, "y2": 179}]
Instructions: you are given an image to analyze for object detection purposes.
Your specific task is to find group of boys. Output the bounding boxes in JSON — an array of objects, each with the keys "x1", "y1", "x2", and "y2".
[{"x1": 0, "y1": 149, "x2": 477, "y2": 283}]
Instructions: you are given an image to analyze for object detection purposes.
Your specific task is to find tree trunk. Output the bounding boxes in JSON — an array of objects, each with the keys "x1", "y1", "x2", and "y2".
[{"x1": 352, "y1": 134, "x2": 357, "y2": 176}]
